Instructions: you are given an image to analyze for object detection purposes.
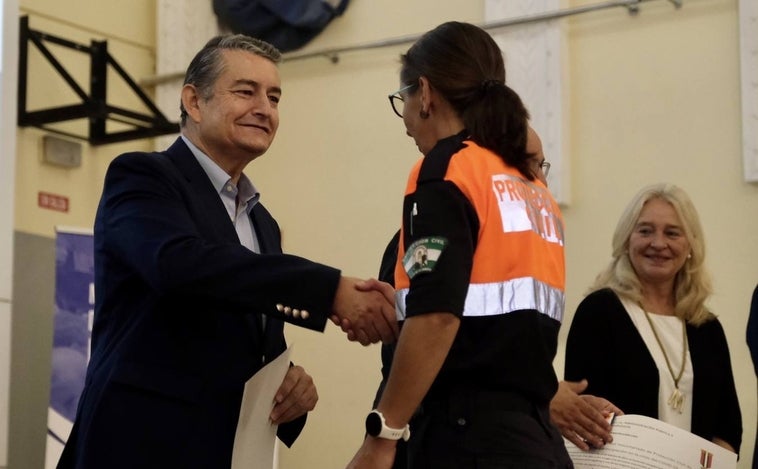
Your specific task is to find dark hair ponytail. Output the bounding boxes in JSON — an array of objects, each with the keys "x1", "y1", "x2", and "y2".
[
  {"x1": 464, "y1": 82, "x2": 531, "y2": 179},
  {"x1": 400, "y1": 21, "x2": 533, "y2": 180}
]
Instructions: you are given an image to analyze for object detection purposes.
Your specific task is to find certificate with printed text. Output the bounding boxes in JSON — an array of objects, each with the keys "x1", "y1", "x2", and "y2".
[{"x1": 567, "y1": 414, "x2": 736, "y2": 469}]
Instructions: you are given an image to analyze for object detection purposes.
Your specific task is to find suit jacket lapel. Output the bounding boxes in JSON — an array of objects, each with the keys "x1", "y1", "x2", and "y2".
[
  {"x1": 250, "y1": 203, "x2": 285, "y2": 348},
  {"x1": 250, "y1": 204, "x2": 280, "y2": 255},
  {"x1": 165, "y1": 138, "x2": 263, "y2": 342},
  {"x1": 165, "y1": 137, "x2": 240, "y2": 244}
]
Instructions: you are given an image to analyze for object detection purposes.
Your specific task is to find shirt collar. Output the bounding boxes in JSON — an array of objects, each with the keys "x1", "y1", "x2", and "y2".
[{"x1": 181, "y1": 135, "x2": 260, "y2": 210}]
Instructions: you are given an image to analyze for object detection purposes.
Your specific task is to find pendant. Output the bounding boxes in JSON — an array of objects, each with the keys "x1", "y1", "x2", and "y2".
[{"x1": 668, "y1": 388, "x2": 685, "y2": 413}]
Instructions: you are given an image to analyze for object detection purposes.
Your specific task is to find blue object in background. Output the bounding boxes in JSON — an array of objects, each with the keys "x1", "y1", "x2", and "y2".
[
  {"x1": 213, "y1": 0, "x2": 350, "y2": 52},
  {"x1": 49, "y1": 230, "x2": 93, "y2": 425}
]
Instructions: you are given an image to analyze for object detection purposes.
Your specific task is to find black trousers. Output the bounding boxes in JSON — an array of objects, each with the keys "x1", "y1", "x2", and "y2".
[{"x1": 404, "y1": 389, "x2": 573, "y2": 469}]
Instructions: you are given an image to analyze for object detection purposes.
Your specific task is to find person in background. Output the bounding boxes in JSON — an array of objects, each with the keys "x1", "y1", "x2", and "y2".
[
  {"x1": 746, "y1": 284, "x2": 758, "y2": 468},
  {"x1": 58, "y1": 34, "x2": 397, "y2": 469},
  {"x1": 347, "y1": 21, "x2": 573, "y2": 468},
  {"x1": 565, "y1": 183, "x2": 742, "y2": 454}
]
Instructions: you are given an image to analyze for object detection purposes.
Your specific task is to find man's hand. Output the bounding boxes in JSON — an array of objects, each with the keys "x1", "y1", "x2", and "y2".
[
  {"x1": 550, "y1": 380, "x2": 623, "y2": 451},
  {"x1": 354, "y1": 277, "x2": 396, "y2": 303},
  {"x1": 330, "y1": 276, "x2": 398, "y2": 345},
  {"x1": 270, "y1": 366, "x2": 318, "y2": 425},
  {"x1": 346, "y1": 436, "x2": 397, "y2": 469}
]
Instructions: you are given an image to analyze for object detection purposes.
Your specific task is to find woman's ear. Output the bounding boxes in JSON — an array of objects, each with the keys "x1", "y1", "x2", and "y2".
[{"x1": 418, "y1": 76, "x2": 432, "y2": 114}]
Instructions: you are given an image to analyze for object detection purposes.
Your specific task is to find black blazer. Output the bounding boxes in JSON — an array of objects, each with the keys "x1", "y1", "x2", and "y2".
[
  {"x1": 565, "y1": 288, "x2": 742, "y2": 454},
  {"x1": 58, "y1": 138, "x2": 342, "y2": 469}
]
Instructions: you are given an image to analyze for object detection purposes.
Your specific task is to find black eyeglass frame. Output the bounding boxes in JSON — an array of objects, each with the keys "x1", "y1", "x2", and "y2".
[{"x1": 388, "y1": 84, "x2": 416, "y2": 118}]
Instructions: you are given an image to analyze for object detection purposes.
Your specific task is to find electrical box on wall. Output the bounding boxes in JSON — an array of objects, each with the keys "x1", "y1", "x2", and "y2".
[{"x1": 42, "y1": 135, "x2": 82, "y2": 168}]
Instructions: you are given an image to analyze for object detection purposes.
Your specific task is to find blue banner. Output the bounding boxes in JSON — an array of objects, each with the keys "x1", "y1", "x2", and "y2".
[{"x1": 46, "y1": 228, "x2": 93, "y2": 468}]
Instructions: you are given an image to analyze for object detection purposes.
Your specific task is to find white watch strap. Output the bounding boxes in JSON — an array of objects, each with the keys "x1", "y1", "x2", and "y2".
[
  {"x1": 378, "y1": 424, "x2": 410, "y2": 441},
  {"x1": 366, "y1": 409, "x2": 411, "y2": 441},
  {"x1": 370, "y1": 410, "x2": 411, "y2": 441}
]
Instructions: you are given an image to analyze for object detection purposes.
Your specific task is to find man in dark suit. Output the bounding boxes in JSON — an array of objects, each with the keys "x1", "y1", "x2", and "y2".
[{"x1": 57, "y1": 34, "x2": 397, "y2": 469}]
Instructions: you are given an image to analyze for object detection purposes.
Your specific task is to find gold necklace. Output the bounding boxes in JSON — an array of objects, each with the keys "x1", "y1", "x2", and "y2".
[{"x1": 642, "y1": 307, "x2": 688, "y2": 414}]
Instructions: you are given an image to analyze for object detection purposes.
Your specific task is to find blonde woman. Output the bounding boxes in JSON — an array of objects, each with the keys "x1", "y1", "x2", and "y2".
[{"x1": 565, "y1": 183, "x2": 742, "y2": 454}]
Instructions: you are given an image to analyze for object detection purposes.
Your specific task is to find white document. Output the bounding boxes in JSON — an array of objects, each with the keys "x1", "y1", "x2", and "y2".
[
  {"x1": 567, "y1": 414, "x2": 736, "y2": 469},
  {"x1": 231, "y1": 345, "x2": 293, "y2": 469}
]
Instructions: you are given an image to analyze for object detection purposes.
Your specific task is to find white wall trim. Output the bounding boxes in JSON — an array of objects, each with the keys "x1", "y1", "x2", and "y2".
[
  {"x1": 154, "y1": 0, "x2": 219, "y2": 150},
  {"x1": 485, "y1": 0, "x2": 570, "y2": 205},
  {"x1": 740, "y1": 0, "x2": 758, "y2": 182},
  {"x1": 0, "y1": 0, "x2": 19, "y2": 464}
]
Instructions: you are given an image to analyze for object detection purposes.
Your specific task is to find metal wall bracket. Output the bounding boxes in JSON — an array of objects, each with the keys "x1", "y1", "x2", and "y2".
[{"x1": 17, "y1": 16, "x2": 179, "y2": 146}]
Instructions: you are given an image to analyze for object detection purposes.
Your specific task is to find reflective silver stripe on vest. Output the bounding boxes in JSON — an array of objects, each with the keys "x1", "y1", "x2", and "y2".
[{"x1": 395, "y1": 277, "x2": 564, "y2": 322}]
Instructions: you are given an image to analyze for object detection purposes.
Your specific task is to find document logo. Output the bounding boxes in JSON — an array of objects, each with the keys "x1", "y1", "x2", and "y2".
[{"x1": 699, "y1": 449, "x2": 713, "y2": 468}]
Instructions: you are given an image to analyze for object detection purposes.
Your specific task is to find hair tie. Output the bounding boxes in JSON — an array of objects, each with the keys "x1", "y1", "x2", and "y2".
[{"x1": 480, "y1": 79, "x2": 502, "y2": 92}]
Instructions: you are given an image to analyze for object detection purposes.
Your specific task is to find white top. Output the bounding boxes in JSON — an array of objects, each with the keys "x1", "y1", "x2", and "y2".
[{"x1": 621, "y1": 297, "x2": 693, "y2": 431}]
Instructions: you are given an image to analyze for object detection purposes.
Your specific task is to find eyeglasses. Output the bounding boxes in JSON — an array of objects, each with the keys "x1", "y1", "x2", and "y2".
[
  {"x1": 539, "y1": 161, "x2": 551, "y2": 178},
  {"x1": 388, "y1": 84, "x2": 415, "y2": 118}
]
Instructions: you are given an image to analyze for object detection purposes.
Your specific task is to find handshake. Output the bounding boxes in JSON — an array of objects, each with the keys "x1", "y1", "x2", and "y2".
[{"x1": 330, "y1": 277, "x2": 399, "y2": 345}]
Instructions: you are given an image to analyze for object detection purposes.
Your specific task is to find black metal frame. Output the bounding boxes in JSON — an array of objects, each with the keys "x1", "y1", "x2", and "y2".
[{"x1": 17, "y1": 16, "x2": 179, "y2": 145}]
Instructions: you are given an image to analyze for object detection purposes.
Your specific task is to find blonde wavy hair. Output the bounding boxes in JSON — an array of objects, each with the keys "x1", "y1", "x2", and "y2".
[{"x1": 589, "y1": 183, "x2": 714, "y2": 326}]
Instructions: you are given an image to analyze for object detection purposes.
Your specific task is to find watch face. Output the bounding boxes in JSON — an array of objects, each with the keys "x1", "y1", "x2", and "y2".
[{"x1": 365, "y1": 411, "x2": 382, "y2": 437}]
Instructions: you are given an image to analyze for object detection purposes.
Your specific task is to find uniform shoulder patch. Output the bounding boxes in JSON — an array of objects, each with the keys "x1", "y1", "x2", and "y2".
[{"x1": 403, "y1": 237, "x2": 448, "y2": 279}]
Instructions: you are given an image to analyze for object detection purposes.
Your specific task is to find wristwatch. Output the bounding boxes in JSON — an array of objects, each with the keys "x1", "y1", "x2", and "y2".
[{"x1": 365, "y1": 410, "x2": 411, "y2": 441}]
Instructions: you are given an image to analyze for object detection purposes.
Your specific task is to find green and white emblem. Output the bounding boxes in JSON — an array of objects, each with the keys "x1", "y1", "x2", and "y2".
[{"x1": 403, "y1": 237, "x2": 448, "y2": 279}]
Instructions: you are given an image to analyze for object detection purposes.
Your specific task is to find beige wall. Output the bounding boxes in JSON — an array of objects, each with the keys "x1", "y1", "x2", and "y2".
[
  {"x1": 10, "y1": 1, "x2": 155, "y2": 468},
  {"x1": 16, "y1": 0, "x2": 156, "y2": 237},
  {"x1": 9, "y1": 0, "x2": 757, "y2": 468}
]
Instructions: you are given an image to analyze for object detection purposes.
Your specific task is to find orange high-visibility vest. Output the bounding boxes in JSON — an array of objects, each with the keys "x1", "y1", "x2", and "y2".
[{"x1": 395, "y1": 139, "x2": 565, "y2": 321}]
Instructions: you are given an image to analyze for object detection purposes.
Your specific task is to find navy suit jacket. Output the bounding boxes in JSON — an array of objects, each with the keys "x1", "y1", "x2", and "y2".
[
  {"x1": 58, "y1": 138, "x2": 341, "y2": 468},
  {"x1": 747, "y1": 284, "x2": 758, "y2": 375}
]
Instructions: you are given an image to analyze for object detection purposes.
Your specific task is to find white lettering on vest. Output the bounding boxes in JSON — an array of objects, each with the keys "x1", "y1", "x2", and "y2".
[{"x1": 491, "y1": 174, "x2": 564, "y2": 245}]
